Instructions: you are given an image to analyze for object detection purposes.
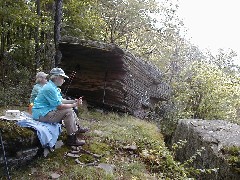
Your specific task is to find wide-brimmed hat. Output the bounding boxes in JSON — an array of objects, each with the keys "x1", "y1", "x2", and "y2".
[
  {"x1": 50, "y1": 68, "x2": 69, "y2": 78},
  {"x1": 36, "y1": 71, "x2": 48, "y2": 78},
  {"x1": 0, "y1": 110, "x2": 25, "y2": 121}
]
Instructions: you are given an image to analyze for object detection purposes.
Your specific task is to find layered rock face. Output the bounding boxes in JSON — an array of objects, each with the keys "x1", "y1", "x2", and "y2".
[
  {"x1": 172, "y1": 119, "x2": 240, "y2": 180},
  {"x1": 59, "y1": 36, "x2": 171, "y2": 118}
]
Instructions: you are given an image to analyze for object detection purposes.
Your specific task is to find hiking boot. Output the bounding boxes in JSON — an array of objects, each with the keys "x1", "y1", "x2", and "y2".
[
  {"x1": 76, "y1": 125, "x2": 89, "y2": 134},
  {"x1": 67, "y1": 135, "x2": 85, "y2": 146}
]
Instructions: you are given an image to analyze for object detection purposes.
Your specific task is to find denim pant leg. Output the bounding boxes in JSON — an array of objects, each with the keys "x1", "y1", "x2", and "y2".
[{"x1": 39, "y1": 108, "x2": 77, "y2": 135}]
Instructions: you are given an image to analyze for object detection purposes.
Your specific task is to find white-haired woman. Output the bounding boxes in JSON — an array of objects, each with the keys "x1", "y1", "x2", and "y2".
[{"x1": 29, "y1": 72, "x2": 48, "y2": 113}]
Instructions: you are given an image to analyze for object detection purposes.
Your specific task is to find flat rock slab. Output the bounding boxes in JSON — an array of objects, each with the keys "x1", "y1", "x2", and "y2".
[
  {"x1": 97, "y1": 163, "x2": 115, "y2": 175},
  {"x1": 172, "y1": 119, "x2": 240, "y2": 180}
]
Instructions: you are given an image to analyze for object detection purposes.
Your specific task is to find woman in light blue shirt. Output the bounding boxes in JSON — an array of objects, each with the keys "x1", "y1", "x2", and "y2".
[{"x1": 30, "y1": 72, "x2": 48, "y2": 104}]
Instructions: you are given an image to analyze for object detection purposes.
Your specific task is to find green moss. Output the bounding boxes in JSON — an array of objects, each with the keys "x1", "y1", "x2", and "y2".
[
  {"x1": 79, "y1": 154, "x2": 95, "y2": 163},
  {"x1": 222, "y1": 146, "x2": 240, "y2": 171},
  {"x1": 89, "y1": 141, "x2": 111, "y2": 154},
  {"x1": 223, "y1": 146, "x2": 240, "y2": 156},
  {"x1": 0, "y1": 120, "x2": 36, "y2": 153},
  {"x1": 0, "y1": 121, "x2": 34, "y2": 138}
]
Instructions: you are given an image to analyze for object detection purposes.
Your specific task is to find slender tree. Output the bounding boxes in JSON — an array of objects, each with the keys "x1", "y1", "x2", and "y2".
[
  {"x1": 35, "y1": 0, "x2": 41, "y2": 71},
  {"x1": 54, "y1": 0, "x2": 63, "y2": 66}
]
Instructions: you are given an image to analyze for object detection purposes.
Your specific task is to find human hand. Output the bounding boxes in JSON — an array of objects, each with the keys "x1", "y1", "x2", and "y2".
[{"x1": 75, "y1": 96, "x2": 83, "y2": 106}]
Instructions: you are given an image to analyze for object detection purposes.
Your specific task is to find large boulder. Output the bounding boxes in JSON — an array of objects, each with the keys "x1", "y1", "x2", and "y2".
[
  {"x1": 172, "y1": 119, "x2": 240, "y2": 180},
  {"x1": 0, "y1": 119, "x2": 41, "y2": 167},
  {"x1": 59, "y1": 36, "x2": 171, "y2": 118}
]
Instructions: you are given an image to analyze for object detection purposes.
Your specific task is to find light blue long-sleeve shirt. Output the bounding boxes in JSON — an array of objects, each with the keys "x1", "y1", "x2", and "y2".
[
  {"x1": 32, "y1": 80, "x2": 62, "y2": 120},
  {"x1": 30, "y1": 84, "x2": 43, "y2": 103}
]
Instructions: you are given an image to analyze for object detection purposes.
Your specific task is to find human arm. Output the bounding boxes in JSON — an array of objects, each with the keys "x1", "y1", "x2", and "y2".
[
  {"x1": 62, "y1": 99, "x2": 76, "y2": 104},
  {"x1": 57, "y1": 97, "x2": 83, "y2": 110},
  {"x1": 57, "y1": 103, "x2": 77, "y2": 110}
]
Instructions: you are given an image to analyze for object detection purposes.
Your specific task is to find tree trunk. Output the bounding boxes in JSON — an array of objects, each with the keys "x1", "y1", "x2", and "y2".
[
  {"x1": 0, "y1": 19, "x2": 5, "y2": 88},
  {"x1": 54, "y1": 0, "x2": 63, "y2": 67},
  {"x1": 35, "y1": 0, "x2": 41, "y2": 71}
]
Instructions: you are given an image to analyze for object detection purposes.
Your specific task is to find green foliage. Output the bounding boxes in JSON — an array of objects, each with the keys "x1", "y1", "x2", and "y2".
[
  {"x1": 174, "y1": 61, "x2": 240, "y2": 121},
  {"x1": 0, "y1": 65, "x2": 32, "y2": 106},
  {"x1": 62, "y1": 0, "x2": 104, "y2": 40},
  {"x1": 96, "y1": 0, "x2": 186, "y2": 70},
  {"x1": 98, "y1": 0, "x2": 160, "y2": 43},
  {"x1": 0, "y1": 0, "x2": 56, "y2": 107},
  {"x1": 154, "y1": 100, "x2": 179, "y2": 138},
  {"x1": 0, "y1": 1, "x2": 54, "y2": 67},
  {"x1": 0, "y1": 0, "x2": 39, "y2": 28},
  {"x1": 171, "y1": 139, "x2": 187, "y2": 155},
  {"x1": 206, "y1": 48, "x2": 238, "y2": 73},
  {"x1": 222, "y1": 146, "x2": 240, "y2": 172},
  {"x1": 172, "y1": 141, "x2": 219, "y2": 178}
]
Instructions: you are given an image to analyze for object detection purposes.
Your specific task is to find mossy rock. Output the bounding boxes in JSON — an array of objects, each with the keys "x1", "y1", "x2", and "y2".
[{"x1": 0, "y1": 120, "x2": 40, "y2": 156}]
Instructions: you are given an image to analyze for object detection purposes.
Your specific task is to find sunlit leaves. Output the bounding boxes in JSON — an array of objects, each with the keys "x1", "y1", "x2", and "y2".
[
  {"x1": 175, "y1": 61, "x2": 240, "y2": 121},
  {"x1": 0, "y1": 0, "x2": 40, "y2": 29},
  {"x1": 98, "y1": 0, "x2": 161, "y2": 43},
  {"x1": 62, "y1": 0, "x2": 104, "y2": 39}
]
